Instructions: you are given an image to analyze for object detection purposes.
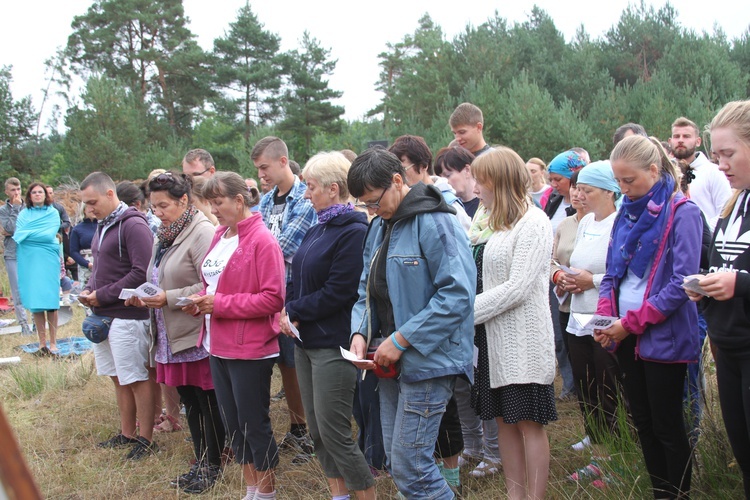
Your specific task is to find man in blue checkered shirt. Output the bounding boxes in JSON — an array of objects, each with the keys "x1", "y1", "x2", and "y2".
[{"x1": 254, "y1": 136, "x2": 317, "y2": 464}]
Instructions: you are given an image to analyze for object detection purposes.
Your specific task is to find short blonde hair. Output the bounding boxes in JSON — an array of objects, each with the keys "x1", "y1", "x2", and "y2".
[
  {"x1": 472, "y1": 147, "x2": 531, "y2": 231},
  {"x1": 302, "y1": 151, "x2": 352, "y2": 201}
]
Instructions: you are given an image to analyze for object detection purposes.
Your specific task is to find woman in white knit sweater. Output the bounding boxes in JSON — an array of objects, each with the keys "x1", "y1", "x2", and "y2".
[
  {"x1": 558, "y1": 161, "x2": 624, "y2": 485},
  {"x1": 470, "y1": 147, "x2": 556, "y2": 500}
]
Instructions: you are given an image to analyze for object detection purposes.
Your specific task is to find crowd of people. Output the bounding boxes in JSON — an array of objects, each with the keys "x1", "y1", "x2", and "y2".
[{"x1": 2, "y1": 99, "x2": 750, "y2": 500}]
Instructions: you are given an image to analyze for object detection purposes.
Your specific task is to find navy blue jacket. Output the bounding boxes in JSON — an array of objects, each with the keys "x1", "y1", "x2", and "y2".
[
  {"x1": 70, "y1": 218, "x2": 97, "y2": 267},
  {"x1": 286, "y1": 209, "x2": 368, "y2": 349}
]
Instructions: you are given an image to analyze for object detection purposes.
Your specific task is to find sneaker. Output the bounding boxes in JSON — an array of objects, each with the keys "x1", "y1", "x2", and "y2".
[
  {"x1": 171, "y1": 462, "x2": 201, "y2": 488},
  {"x1": 61, "y1": 297, "x2": 71, "y2": 307},
  {"x1": 278, "y1": 432, "x2": 314, "y2": 454},
  {"x1": 469, "y1": 460, "x2": 500, "y2": 478},
  {"x1": 457, "y1": 454, "x2": 481, "y2": 469},
  {"x1": 291, "y1": 452, "x2": 315, "y2": 465},
  {"x1": 270, "y1": 388, "x2": 286, "y2": 402},
  {"x1": 571, "y1": 435, "x2": 592, "y2": 451},
  {"x1": 97, "y1": 433, "x2": 139, "y2": 449},
  {"x1": 567, "y1": 462, "x2": 602, "y2": 482},
  {"x1": 183, "y1": 465, "x2": 221, "y2": 494},
  {"x1": 125, "y1": 437, "x2": 159, "y2": 460}
]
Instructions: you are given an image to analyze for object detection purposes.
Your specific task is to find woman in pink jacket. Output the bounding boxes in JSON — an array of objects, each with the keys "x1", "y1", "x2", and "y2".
[{"x1": 184, "y1": 171, "x2": 285, "y2": 500}]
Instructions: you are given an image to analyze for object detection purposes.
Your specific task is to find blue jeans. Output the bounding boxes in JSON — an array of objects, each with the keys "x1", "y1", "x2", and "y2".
[
  {"x1": 380, "y1": 375, "x2": 456, "y2": 500},
  {"x1": 3, "y1": 258, "x2": 30, "y2": 332},
  {"x1": 684, "y1": 312, "x2": 707, "y2": 446}
]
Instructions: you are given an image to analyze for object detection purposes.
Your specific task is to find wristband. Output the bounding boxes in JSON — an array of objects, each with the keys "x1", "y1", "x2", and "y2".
[
  {"x1": 552, "y1": 270, "x2": 563, "y2": 285},
  {"x1": 391, "y1": 332, "x2": 407, "y2": 352}
]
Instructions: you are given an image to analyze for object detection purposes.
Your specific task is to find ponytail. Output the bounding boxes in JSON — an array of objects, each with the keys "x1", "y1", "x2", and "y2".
[{"x1": 649, "y1": 137, "x2": 679, "y2": 193}]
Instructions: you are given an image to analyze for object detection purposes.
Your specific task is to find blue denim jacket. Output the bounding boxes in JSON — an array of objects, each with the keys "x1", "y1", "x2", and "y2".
[{"x1": 351, "y1": 210, "x2": 477, "y2": 384}]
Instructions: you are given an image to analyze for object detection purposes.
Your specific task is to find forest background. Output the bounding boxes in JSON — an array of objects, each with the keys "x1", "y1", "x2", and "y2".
[{"x1": 2, "y1": 0, "x2": 750, "y2": 185}]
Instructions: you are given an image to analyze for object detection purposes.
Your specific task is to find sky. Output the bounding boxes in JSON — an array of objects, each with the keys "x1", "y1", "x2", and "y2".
[{"x1": 2, "y1": 0, "x2": 749, "y2": 133}]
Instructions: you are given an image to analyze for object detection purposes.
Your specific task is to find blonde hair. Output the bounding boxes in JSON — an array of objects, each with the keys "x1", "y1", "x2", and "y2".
[
  {"x1": 610, "y1": 135, "x2": 679, "y2": 194},
  {"x1": 302, "y1": 151, "x2": 352, "y2": 201},
  {"x1": 708, "y1": 100, "x2": 750, "y2": 218},
  {"x1": 472, "y1": 147, "x2": 531, "y2": 231},
  {"x1": 526, "y1": 157, "x2": 546, "y2": 170}
]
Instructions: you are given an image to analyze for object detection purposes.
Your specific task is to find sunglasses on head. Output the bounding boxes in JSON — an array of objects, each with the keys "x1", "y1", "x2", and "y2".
[{"x1": 155, "y1": 172, "x2": 175, "y2": 185}]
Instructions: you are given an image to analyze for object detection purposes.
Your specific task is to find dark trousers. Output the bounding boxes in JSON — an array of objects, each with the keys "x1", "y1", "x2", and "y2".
[
  {"x1": 176, "y1": 385, "x2": 225, "y2": 467},
  {"x1": 714, "y1": 346, "x2": 750, "y2": 499},
  {"x1": 353, "y1": 370, "x2": 386, "y2": 470},
  {"x1": 617, "y1": 336, "x2": 692, "y2": 499},
  {"x1": 567, "y1": 332, "x2": 623, "y2": 442},
  {"x1": 435, "y1": 395, "x2": 464, "y2": 459},
  {"x1": 209, "y1": 356, "x2": 278, "y2": 470}
]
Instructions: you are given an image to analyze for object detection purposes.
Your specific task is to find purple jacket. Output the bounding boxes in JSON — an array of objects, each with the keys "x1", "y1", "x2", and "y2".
[
  {"x1": 596, "y1": 193, "x2": 701, "y2": 363},
  {"x1": 85, "y1": 208, "x2": 152, "y2": 320}
]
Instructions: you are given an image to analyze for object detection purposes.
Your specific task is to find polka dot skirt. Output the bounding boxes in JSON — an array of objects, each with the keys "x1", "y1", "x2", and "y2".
[{"x1": 470, "y1": 243, "x2": 558, "y2": 426}]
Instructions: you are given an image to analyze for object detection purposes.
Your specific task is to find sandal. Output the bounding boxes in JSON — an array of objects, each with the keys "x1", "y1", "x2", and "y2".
[{"x1": 154, "y1": 414, "x2": 183, "y2": 433}]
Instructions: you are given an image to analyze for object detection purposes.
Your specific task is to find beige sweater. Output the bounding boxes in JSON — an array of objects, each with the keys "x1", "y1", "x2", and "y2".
[
  {"x1": 474, "y1": 206, "x2": 556, "y2": 388},
  {"x1": 550, "y1": 214, "x2": 581, "y2": 313}
]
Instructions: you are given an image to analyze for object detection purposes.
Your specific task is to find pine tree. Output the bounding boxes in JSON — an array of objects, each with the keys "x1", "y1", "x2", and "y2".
[
  {"x1": 212, "y1": 2, "x2": 283, "y2": 141},
  {"x1": 279, "y1": 32, "x2": 344, "y2": 162}
]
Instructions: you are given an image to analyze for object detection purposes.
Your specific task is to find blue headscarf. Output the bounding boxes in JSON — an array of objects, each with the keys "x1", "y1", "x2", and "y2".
[
  {"x1": 548, "y1": 150, "x2": 587, "y2": 179},
  {"x1": 577, "y1": 160, "x2": 621, "y2": 200}
]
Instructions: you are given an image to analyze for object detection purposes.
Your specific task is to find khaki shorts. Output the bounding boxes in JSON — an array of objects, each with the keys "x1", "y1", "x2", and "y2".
[{"x1": 93, "y1": 318, "x2": 150, "y2": 385}]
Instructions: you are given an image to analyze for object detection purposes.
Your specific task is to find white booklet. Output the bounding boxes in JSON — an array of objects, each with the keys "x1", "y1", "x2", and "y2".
[
  {"x1": 287, "y1": 314, "x2": 302, "y2": 342},
  {"x1": 119, "y1": 283, "x2": 164, "y2": 300},
  {"x1": 571, "y1": 313, "x2": 619, "y2": 335}
]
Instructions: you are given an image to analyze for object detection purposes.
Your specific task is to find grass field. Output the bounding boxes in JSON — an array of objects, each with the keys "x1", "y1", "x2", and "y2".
[{"x1": 0, "y1": 301, "x2": 743, "y2": 499}]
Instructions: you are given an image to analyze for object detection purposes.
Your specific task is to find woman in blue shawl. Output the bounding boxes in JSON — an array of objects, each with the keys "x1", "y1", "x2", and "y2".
[{"x1": 14, "y1": 183, "x2": 61, "y2": 356}]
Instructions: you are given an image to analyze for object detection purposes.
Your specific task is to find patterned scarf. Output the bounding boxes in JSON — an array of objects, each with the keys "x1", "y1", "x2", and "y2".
[
  {"x1": 610, "y1": 176, "x2": 675, "y2": 279},
  {"x1": 156, "y1": 205, "x2": 199, "y2": 249},
  {"x1": 317, "y1": 203, "x2": 354, "y2": 224},
  {"x1": 468, "y1": 204, "x2": 494, "y2": 245},
  {"x1": 98, "y1": 202, "x2": 128, "y2": 228}
]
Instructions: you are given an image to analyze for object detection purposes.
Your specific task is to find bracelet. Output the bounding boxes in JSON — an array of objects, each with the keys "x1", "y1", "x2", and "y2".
[{"x1": 390, "y1": 332, "x2": 407, "y2": 352}]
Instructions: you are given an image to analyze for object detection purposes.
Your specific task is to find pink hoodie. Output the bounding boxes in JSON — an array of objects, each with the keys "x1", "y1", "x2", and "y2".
[{"x1": 197, "y1": 213, "x2": 285, "y2": 360}]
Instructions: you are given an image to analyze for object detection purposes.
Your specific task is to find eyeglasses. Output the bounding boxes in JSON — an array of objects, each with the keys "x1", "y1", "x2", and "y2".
[
  {"x1": 402, "y1": 163, "x2": 416, "y2": 171},
  {"x1": 155, "y1": 172, "x2": 175, "y2": 185},
  {"x1": 355, "y1": 187, "x2": 388, "y2": 210},
  {"x1": 190, "y1": 167, "x2": 212, "y2": 177}
]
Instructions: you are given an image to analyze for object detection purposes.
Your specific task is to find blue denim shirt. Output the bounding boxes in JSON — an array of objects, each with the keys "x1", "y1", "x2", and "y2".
[{"x1": 351, "y1": 211, "x2": 477, "y2": 384}]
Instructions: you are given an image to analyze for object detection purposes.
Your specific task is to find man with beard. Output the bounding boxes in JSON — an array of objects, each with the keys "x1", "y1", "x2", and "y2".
[{"x1": 670, "y1": 117, "x2": 731, "y2": 230}]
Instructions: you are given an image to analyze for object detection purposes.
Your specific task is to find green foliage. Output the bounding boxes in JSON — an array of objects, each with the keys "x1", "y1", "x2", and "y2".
[
  {"x1": 493, "y1": 72, "x2": 603, "y2": 161},
  {"x1": 278, "y1": 32, "x2": 344, "y2": 163},
  {"x1": 0, "y1": 66, "x2": 38, "y2": 181},
  {"x1": 212, "y1": 2, "x2": 283, "y2": 141},
  {"x1": 371, "y1": 14, "x2": 454, "y2": 136},
  {"x1": 67, "y1": 0, "x2": 213, "y2": 136},
  {"x1": 28, "y1": 1, "x2": 750, "y2": 184},
  {"x1": 62, "y1": 76, "x2": 184, "y2": 180}
]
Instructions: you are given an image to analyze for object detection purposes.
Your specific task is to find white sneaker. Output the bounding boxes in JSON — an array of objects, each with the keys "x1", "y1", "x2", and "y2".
[
  {"x1": 469, "y1": 460, "x2": 500, "y2": 477},
  {"x1": 457, "y1": 454, "x2": 481, "y2": 469},
  {"x1": 571, "y1": 435, "x2": 592, "y2": 451}
]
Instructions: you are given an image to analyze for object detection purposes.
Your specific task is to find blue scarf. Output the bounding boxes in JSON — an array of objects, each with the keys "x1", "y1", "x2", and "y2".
[
  {"x1": 317, "y1": 203, "x2": 354, "y2": 224},
  {"x1": 610, "y1": 176, "x2": 675, "y2": 279}
]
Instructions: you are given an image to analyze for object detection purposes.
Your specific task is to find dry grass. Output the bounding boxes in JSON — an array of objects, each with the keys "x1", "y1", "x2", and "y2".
[{"x1": 0, "y1": 297, "x2": 743, "y2": 498}]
